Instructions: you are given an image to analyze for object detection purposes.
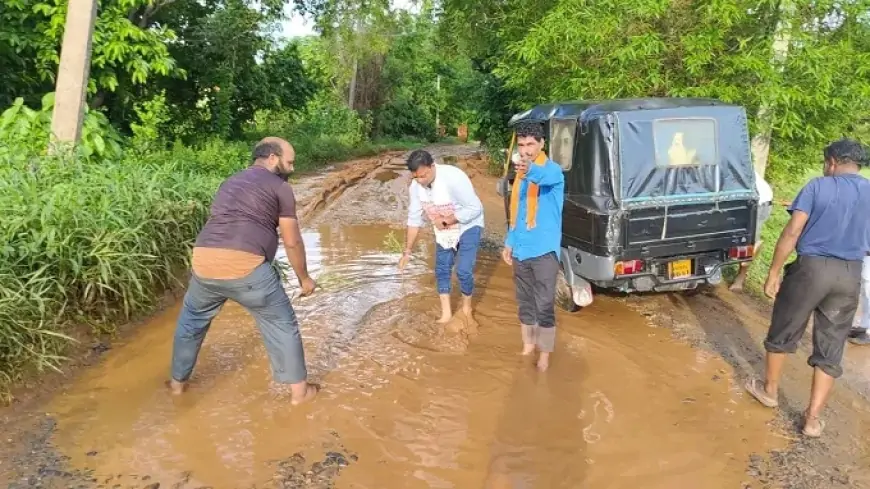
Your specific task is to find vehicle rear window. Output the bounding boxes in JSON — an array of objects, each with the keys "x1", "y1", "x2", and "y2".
[
  {"x1": 549, "y1": 119, "x2": 577, "y2": 171},
  {"x1": 652, "y1": 118, "x2": 718, "y2": 168},
  {"x1": 615, "y1": 106, "x2": 754, "y2": 203}
]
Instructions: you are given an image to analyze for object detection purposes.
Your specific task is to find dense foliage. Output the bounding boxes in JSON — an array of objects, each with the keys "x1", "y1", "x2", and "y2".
[{"x1": 438, "y1": 0, "x2": 870, "y2": 180}]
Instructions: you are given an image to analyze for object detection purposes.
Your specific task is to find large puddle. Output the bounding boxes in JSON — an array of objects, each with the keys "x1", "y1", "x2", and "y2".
[{"x1": 27, "y1": 216, "x2": 785, "y2": 488}]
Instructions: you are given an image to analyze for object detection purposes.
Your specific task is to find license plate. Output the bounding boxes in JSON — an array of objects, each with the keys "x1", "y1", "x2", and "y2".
[{"x1": 668, "y1": 259, "x2": 693, "y2": 279}]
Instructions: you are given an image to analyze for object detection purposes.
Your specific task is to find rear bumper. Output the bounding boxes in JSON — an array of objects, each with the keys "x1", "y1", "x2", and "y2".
[
  {"x1": 564, "y1": 245, "x2": 753, "y2": 293},
  {"x1": 610, "y1": 257, "x2": 751, "y2": 293}
]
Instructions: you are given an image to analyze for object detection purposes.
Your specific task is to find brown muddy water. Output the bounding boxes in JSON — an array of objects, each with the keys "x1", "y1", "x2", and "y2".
[
  {"x1": 4, "y1": 145, "x2": 870, "y2": 489},
  {"x1": 9, "y1": 223, "x2": 782, "y2": 489}
]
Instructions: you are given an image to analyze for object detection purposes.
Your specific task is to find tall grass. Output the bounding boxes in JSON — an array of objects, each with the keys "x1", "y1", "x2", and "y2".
[{"x1": 0, "y1": 150, "x2": 222, "y2": 387}]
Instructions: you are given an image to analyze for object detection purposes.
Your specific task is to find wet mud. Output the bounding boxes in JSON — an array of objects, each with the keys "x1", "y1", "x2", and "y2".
[{"x1": 2, "y1": 143, "x2": 870, "y2": 489}]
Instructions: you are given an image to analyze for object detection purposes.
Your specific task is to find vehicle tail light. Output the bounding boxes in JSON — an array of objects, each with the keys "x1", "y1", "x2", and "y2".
[
  {"x1": 729, "y1": 245, "x2": 754, "y2": 259},
  {"x1": 615, "y1": 259, "x2": 644, "y2": 276}
]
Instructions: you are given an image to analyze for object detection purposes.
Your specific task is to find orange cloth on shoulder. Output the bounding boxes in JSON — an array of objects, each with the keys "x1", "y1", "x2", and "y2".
[{"x1": 509, "y1": 151, "x2": 548, "y2": 230}]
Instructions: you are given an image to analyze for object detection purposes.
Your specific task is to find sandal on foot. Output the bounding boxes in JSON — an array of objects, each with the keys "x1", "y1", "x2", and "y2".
[
  {"x1": 744, "y1": 378, "x2": 778, "y2": 408},
  {"x1": 802, "y1": 414, "x2": 825, "y2": 438}
]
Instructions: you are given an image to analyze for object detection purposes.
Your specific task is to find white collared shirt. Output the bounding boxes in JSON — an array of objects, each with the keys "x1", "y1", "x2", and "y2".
[{"x1": 407, "y1": 163, "x2": 485, "y2": 249}]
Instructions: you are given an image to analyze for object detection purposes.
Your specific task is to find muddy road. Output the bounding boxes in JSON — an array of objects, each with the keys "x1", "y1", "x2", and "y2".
[{"x1": 2, "y1": 143, "x2": 870, "y2": 489}]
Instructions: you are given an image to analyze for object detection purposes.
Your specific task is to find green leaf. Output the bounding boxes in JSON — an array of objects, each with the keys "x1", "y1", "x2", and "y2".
[{"x1": 40, "y1": 92, "x2": 55, "y2": 111}]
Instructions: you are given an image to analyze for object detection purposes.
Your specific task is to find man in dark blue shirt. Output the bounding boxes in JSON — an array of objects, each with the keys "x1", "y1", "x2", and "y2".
[{"x1": 744, "y1": 139, "x2": 869, "y2": 438}]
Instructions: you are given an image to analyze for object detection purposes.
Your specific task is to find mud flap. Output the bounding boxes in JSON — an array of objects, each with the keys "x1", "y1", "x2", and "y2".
[
  {"x1": 557, "y1": 248, "x2": 592, "y2": 311},
  {"x1": 572, "y1": 276, "x2": 594, "y2": 307}
]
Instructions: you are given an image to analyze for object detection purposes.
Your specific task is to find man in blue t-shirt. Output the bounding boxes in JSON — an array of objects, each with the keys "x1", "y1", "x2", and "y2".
[{"x1": 744, "y1": 138, "x2": 869, "y2": 438}]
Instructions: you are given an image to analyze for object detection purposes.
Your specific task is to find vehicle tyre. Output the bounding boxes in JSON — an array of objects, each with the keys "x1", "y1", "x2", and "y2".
[{"x1": 556, "y1": 265, "x2": 580, "y2": 312}]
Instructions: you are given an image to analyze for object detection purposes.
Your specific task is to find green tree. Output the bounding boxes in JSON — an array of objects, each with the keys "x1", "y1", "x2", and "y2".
[
  {"x1": 440, "y1": 0, "x2": 870, "y2": 180},
  {"x1": 0, "y1": 0, "x2": 180, "y2": 109}
]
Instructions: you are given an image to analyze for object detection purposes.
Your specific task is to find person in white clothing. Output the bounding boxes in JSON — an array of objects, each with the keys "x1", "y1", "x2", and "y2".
[
  {"x1": 398, "y1": 150, "x2": 485, "y2": 330},
  {"x1": 731, "y1": 170, "x2": 774, "y2": 291},
  {"x1": 848, "y1": 255, "x2": 870, "y2": 345}
]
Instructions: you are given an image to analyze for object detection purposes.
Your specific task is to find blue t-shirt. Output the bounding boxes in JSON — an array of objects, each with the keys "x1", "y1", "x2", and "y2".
[
  {"x1": 504, "y1": 160, "x2": 565, "y2": 261},
  {"x1": 789, "y1": 173, "x2": 870, "y2": 261}
]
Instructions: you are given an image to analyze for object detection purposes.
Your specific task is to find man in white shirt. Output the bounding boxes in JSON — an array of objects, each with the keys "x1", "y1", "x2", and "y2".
[
  {"x1": 730, "y1": 170, "x2": 774, "y2": 291},
  {"x1": 398, "y1": 150, "x2": 485, "y2": 330},
  {"x1": 848, "y1": 255, "x2": 870, "y2": 345}
]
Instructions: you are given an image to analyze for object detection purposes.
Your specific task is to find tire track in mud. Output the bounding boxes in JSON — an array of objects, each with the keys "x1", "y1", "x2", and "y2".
[
  {"x1": 625, "y1": 290, "x2": 870, "y2": 489},
  {"x1": 294, "y1": 152, "x2": 406, "y2": 222}
]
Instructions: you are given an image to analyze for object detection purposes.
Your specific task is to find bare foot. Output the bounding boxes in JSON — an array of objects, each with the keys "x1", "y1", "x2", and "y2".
[
  {"x1": 437, "y1": 313, "x2": 453, "y2": 324},
  {"x1": 165, "y1": 379, "x2": 187, "y2": 395},
  {"x1": 437, "y1": 294, "x2": 452, "y2": 324},
  {"x1": 444, "y1": 313, "x2": 466, "y2": 335},
  {"x1": 521, "y1": 344, "x2": 536, "y2": 356},
  {"x1": 537, "y1": 353, "x2": 550, "y2": 372},
  {"x1": 291, "y1": 384, "x2": 320, "y2": 406},
  {"x1": 729, "y1": 281, "x2": 745, "y2": 292}
]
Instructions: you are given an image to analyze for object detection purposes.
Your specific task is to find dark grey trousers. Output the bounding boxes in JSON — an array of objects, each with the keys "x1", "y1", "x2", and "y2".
[
  {"x1": 766, "y1": 255, "x2": 862, "y2": 378},
  {"x1": 513, "y1": 252, "x2": 560, "y2": 329},
  {"x1": 171, "y1": 262, "x2": 307, "y2": 384}
]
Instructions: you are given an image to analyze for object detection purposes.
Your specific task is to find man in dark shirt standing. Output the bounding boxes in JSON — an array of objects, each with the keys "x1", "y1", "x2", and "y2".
[
  {"x1": 744, "y1": 139, "x2": 869, "y2": 437},
  {"x1": 168, "y1": 137, "x2": 318, "y2": 405}
]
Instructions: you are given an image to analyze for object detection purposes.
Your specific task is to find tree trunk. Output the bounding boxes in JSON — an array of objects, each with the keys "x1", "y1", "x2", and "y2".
[
  {"x1": 752, "y1": 0, "x2": 794, "y2": 177},
  {"x1": 348, "y1": 56, "x2": 358, "y2": 110}
]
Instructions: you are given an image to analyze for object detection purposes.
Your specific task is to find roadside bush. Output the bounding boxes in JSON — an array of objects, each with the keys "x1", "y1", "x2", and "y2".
[
  {"x1": 0, "y1": 149, "x2": 220, "y2": 386},
  {"x1": 373, "y1": 96, "x2": 436, "y2": 142},
  {"x1": 247, "y1": 91, "x2": 371, "y2": 170},
  {"x1": 0, "y1": 94, "x2": 124, "y2": 163}
]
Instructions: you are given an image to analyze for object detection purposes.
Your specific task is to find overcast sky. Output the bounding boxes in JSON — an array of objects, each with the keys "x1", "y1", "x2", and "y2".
[{"x1": 280, "y1": 0, "x2": 418, "y2": 39}]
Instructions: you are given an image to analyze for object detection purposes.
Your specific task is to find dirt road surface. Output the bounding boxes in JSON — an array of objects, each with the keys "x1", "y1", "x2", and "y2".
[{"x1": 2, "y1": 143, "x2": 870, "y2": 489}]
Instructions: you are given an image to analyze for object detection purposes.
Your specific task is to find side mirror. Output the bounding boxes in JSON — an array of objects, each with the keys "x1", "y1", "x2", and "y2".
[{"x1": 496, "y1": 177, "x2": 508, "y2": 197}]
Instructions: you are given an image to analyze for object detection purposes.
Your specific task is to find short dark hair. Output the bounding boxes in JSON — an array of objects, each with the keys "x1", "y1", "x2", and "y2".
[
  {"x1": 252, "y1": 141, "x2": 283, "y2": 162},
  {"x1": 515, "y1": 122, "x2": 545, "y2": 142},
  {"x1": 406, "y1": 149, "x2": 434, "y2": 172},
  {"x1": 824, "y1": 138, "x2": 867, "y2": 166}
]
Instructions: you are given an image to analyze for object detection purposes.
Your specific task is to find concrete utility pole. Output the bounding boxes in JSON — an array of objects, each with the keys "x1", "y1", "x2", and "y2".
[{"x1": 50, "y1": 0, "x2": 98, "y2": 149}]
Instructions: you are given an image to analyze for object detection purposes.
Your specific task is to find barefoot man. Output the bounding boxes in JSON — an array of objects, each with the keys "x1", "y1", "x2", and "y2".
[
  {"x1": 168, "y1": 137, "x2": 319, "y2": 405},
  {"x1": 501, "y1": 122, "x2": 565, "y2": 372},
  {"x1": 399, "y1": 149, "x2": 484, "y2": 330},
  {"x1": 744, "y1": 139, "x2": 870, "y2": 437}
]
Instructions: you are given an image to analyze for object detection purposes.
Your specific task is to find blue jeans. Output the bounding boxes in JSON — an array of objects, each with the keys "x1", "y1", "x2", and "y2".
[
  {"x1": 170, "y1": 262, "x2": 308, "y2": 384},
  {"x1": 435, "y1": 226, "x2": 482, "y2": 296}
]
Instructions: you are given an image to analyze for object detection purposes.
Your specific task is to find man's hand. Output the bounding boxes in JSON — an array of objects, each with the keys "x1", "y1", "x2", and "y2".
[
  {"x1": 764, "y1": 272, "x2": 780, "y2": 299},
  {"x1": 299, "y1": 276, "x2": 317, "y2": 297},
  {"x1": 398, "y1": 251, "x2": 411, "y2": 271},
  {"x1": 502, "y1": 247, "x2": 513, "y2": 266},
  {"x1": 434, "y1": 213, "x2": 457, "y2": 230}
]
